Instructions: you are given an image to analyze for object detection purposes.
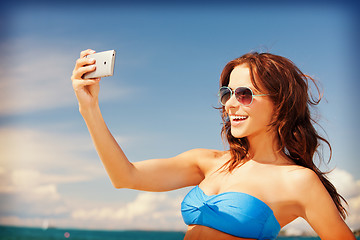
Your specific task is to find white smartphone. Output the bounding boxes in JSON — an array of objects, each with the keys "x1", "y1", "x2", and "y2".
[{"x1": 83, "y1": 50, "x2": 116, "y2": 79}]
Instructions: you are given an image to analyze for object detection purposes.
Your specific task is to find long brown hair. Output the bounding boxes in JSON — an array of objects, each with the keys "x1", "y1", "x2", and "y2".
[{"x1": 219, "y1": 52, "x2": 348, "y2": 219}]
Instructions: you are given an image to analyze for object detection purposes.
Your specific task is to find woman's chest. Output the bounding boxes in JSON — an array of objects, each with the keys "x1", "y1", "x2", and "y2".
[
  {"x1": 198, "y1": 163, "x2": 302, "y2": 227},
  {"x1": 199, "y1": 162, "x2": 278, "y2": 197}
]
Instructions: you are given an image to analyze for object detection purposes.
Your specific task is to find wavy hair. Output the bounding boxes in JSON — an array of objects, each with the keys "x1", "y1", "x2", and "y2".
[{"x1": 219, "y1": 52, "x2": 347, "y2": 219}]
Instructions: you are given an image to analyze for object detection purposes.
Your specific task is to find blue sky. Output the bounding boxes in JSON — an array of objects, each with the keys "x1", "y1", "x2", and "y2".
[{"x1": 0, "y1": 1, "x2": 359, "y2": 234}]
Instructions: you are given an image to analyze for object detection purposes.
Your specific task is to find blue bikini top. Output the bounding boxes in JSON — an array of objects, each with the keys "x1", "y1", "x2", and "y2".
[{"x1": 181, "y1": 186, "x2": 281, "y2": 240}]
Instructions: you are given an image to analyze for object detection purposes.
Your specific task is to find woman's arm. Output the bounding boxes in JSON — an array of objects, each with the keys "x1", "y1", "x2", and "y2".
[
  {"x1": 298, "y1": 170, "x2": 355, "y2": 240},
  {"x1": 71, "y1": 49, "x2": 205, "y2": 191}
]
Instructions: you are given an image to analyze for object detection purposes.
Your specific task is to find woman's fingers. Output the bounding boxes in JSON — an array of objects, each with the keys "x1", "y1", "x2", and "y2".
[
  {"x1": 72, "y1": 50, "x2": 97, "y2": 80},
  {"x1": 73, "y1": 78, "x2": 101, "y2": 88},
  {"x1": 76, "y1": 57, "x2": 95, "y2": 67},
  {"x1": 80, "y1": 49, "x2": 96, "y2": 58},
  {"x1": 72, "y1": 64, "x2": 96, "y2": 79},
  {"x1": 74, "y1": 57, "x2": 95, "y2": 72}
]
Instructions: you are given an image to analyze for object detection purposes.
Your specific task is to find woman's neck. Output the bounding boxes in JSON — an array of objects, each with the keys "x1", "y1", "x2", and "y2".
[{"x1": 246, "y1": 130, "x2": 285, "y2": 165}]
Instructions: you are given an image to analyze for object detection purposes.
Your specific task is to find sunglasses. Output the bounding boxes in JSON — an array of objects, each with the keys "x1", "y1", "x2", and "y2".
[{"x1": 218, "y1": 86, "x2": 269, "y2": 106}]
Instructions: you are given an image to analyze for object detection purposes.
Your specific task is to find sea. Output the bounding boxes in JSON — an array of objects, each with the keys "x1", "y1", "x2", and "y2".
[{"x1": 0, "y1": 226, "x2": 359, "y2": 240}]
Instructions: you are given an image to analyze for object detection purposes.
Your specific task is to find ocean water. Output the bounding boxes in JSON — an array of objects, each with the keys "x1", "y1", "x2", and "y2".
[
  {"x1": 0, "y1": 226, "x2": 359, "y2": 240},
  {"x1": 0, "y1": 226, "x2": 184, "y2": 240}
]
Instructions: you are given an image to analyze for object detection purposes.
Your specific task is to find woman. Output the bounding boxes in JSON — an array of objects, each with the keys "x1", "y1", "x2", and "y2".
[{"x1": 71, "y1": 49, "x2": 355, "y2": 240}]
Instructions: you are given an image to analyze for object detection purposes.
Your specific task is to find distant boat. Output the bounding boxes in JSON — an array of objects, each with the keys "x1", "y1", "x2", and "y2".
[
  {"x1": 42, "y1": 220, "x2": 55, "y2": 230},
  {"x1": 42, "y1": 219, "x2": 49, "y2": 230}
]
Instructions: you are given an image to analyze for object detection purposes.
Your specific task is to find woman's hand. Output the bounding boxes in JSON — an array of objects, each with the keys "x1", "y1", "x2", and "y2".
[{"x1": 71, "y1": 49, "x2": 101, "y2": 112}]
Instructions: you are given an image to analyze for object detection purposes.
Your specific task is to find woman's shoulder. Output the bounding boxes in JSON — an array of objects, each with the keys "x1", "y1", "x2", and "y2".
[
  {"x1": 280, "y1": 165, "x2": 324, "y2": 200},
  {"x1": 182, "y1": 148, "x2": 228, "y2": 159},
  {"x1": 281, "y1": 165, "x2": 319, "y2": 184},
  {"x1": 182, "y1": 148, "x2": 229, "y2": 173}
]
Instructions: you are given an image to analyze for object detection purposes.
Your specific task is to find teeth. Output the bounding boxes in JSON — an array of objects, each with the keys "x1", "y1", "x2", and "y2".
[{"x1": 230, "y1": 115, "x2": 248, "y2": 120}]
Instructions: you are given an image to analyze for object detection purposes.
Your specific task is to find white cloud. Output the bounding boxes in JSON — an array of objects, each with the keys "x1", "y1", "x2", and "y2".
[
  {"x1": 328, "y1": 169, "x2": 360, "y2": 231},
  {"x1": 281, "y1": 218, "x2": 315, "y2": 236},
  {"x1": 0, "y1": 127, "x2": 103, "y2": 173},
  {"x1": 0, "y1": 166, "x2": 77, "y2": 218},
  {"x1": 328, "y1": 168, "x2": 360, "y2": 199},
  {"x1": 0, "y1": 125, "x2": 168, "y2": 229},
  {"x1": 346, "y1": 195, "x2": 360, "y2": 231},
  {"x1": 71, "y1": 191, "x2": 184, "y2": 230},
  {"x1": 0, "y1": 168, "x2": 88, "y2": 195},
  {"x1": 0, "y1": 216, "x2": 46, "y2": 228},
  {"x1": 12, "y1": 169, "x2": 88, "y2": 187},
  {"x1": 0, "y1": 190, "x2": 186, "y2": 231},
  {"x1": 0, "y1": 126, "x2": 105, "y2": 219}
]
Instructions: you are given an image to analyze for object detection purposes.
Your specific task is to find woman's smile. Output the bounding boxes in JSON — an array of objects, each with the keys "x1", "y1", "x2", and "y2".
[{"x1": 228, "y1": 114, "x2": 248, "y2": 126}]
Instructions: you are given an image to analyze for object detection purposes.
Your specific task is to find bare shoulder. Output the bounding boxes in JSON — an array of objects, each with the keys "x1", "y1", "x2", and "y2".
[
  {"x1": 281, "y1": 165, "x2": 325, "y2": 202},
  {"x1": 180, "y1": 148, "x2": 228, "y2": 173},
  {"x1": 283, "y1": 165, "x2": 319, "y2": 183},
  {"x1": 179, "y1": 148, "x2": 226, "y2": 160}
]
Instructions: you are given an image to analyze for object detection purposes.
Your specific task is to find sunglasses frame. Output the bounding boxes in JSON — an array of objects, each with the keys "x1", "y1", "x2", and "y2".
[{"x1": 218, "y1": 86, "x2": 269, "y2": 106}]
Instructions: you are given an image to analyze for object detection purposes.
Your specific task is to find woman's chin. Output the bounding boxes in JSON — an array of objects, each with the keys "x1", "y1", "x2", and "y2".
[{"x1": 230, "y1": 129, "x2": 246, "y2": 139}]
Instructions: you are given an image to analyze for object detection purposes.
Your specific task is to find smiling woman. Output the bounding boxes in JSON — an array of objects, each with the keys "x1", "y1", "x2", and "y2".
[{"x1": 71, "y1": 49, "x2": 356, "y2": 240}]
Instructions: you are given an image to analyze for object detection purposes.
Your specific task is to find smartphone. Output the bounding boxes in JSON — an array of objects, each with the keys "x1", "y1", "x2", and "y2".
[{"x1": 83, "y1": 50, "x2": 116, "y2": 79}]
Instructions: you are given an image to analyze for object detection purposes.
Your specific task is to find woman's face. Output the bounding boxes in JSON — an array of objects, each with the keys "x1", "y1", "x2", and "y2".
[{"x1": 225, "y1": 65, "x2": 274, "y2": 140}]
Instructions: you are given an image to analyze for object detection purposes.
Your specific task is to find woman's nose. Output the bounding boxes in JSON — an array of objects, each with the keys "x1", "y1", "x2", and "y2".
[{"x1": 225, "y1": 93, "x2": 240, "y2": 108}]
